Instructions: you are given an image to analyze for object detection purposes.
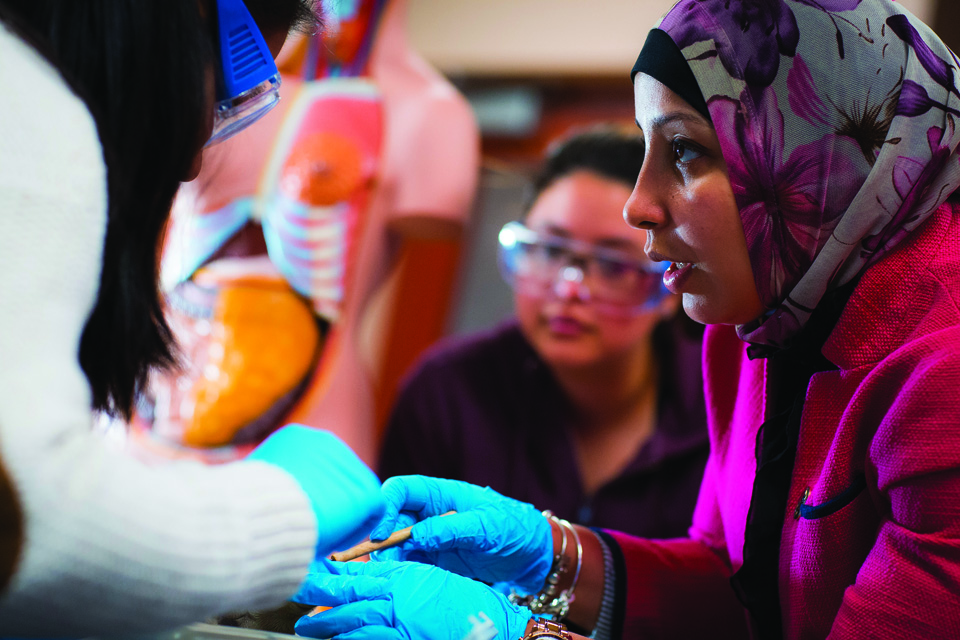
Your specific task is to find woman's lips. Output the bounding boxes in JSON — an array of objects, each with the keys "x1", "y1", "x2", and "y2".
[
  {"x1": 662, "y1": 261, "x2": 694, "y2": 294},
  {"x1": 646, "y1": 249, "x2": 695, "y2": 294},
  {"x1": 547, "y1": 315, "x2": 587, "y2": 337}
]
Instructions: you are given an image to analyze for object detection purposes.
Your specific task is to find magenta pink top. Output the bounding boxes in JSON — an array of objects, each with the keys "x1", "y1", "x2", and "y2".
[{"x1": 604, "y1": 201, "x2": 960, "y2": 639}]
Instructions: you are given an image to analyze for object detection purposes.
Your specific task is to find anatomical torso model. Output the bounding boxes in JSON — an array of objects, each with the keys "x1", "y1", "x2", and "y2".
[{"x1": 132, "y1": 0, "x2": 479, "y2": 464}]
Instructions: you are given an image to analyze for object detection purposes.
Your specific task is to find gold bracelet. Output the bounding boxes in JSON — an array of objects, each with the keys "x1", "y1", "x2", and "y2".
[
  {"x1": 557, "y1": 518, "x2": 582, "y2": 605},
  {"x1": 509, "y1": 511, "x2": 579, "y2": 621}
]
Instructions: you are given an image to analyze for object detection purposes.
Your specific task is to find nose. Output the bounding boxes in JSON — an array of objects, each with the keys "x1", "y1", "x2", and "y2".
[
  {"x1": 553, "y1": 265, "x2": 590, "y2": 302},
  {"x1": 623, "y1": 163, "x2": 667, "y2": 231}
]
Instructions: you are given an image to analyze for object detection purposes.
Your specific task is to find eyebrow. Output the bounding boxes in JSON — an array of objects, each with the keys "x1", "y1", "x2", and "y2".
[
  {"x1": 539, "y1": 225, "x2": 642, "y2": 253},
  {"x1": 594, "y1": 237, "x2": 641, "y2": 252},
  {"x1": 634, "y1": 111, "x2": 710, "y2": 131}
]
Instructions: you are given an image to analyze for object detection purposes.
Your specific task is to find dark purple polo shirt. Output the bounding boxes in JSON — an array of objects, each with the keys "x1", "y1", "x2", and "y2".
[{"x1": 378, "y1": 319, "x2": 709, "y2": 539}]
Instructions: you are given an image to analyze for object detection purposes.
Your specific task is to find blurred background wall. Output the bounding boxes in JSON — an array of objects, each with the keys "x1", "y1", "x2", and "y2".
[
  {"x1": 400, "y1": 0, "x2": 939, "y2": 337},
  {"x1": 409, "y1": 0, "x2": 933, "y2": 76}
]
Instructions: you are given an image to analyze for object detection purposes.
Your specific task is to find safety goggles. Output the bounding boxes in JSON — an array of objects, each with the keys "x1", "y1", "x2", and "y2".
[
  {"x1": 206, "y1": 0, "x2": 282, "y2": 147},
  {"x1": 497, "y1": 221, "x2": 669, "y2": 315}
]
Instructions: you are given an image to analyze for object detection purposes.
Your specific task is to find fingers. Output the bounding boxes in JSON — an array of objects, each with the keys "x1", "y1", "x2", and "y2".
[
  {"x1": 296, "y1": 599, "x2": 394, "y2": 635},
  {"x1": 372, "y1": 476, "x2": 491, "y2": 542},
  {"x1": 296, "y1": 610, "x2": 405, "y2": 640},
  {"x1": 293, "y1": 571, "x2": 391, "y2": 607},
  {"x1": 369, "y1": 539, "x2": 445, "y2": 566},
  {"x1": 293, "y1": 565, "x2": 407, "y2": 640},
  {"x1": 336, "y1": 628, "x2": 405, "y2": 640},
  {"x1": 393, "y1": 512, "x2": 417, "y2": 531},
  {"x1": 369, "y1": 541, "x2": 407, "y2": 563},
  {"x1": 409, "y1": 510, "x2": 487, "y2": 552},
  {"x1": 314, "y1": 558, "x2": 412, "y2": 581},
  {"x1": 370, "y1": 477, "x2": 408, "y2": 541},
  {"x1": 369, "y1": 511, "x2": 417, "y2": 547},
  {"x1": 370, "y1": 476, "x2": 440, "y2": 541}
]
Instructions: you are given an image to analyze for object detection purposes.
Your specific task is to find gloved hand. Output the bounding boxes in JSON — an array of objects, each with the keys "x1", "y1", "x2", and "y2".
[
  {"x1": 368, "y1": 475, "x2": 553, "y2": 594},
  {"x1": 292, "y1": 559, "x2": 533, "y2": 640},
  {"x1": 247, "y1": 425, "x2": 385, "y2": 558}
]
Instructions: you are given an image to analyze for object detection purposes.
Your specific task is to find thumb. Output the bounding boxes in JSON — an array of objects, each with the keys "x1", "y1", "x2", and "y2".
[
  {"x1": 370, "y1": 476, "x2": 419, "y2": 541},
  {"x1": 370, "y1": 509, "x2": 416, "y2": 544},
  {"x1": 409, "y1": 510, "x2": 487, "y2": 552}
]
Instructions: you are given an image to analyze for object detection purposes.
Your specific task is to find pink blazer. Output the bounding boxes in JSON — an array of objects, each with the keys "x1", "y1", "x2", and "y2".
[{"x1": 606, "y1": 201, "x2": 960, "y2": 639}]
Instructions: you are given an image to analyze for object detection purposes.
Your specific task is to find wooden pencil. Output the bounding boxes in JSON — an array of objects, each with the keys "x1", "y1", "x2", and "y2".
[{"x1": 329, "y1": 511, "x2": 456, "y2": 562}]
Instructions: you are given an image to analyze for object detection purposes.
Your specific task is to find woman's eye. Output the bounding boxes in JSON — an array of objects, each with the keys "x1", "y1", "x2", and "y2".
[
  {"x1": 596, "y1": 258, "x2": 631, "y2": 280},
  {"x1": 673, "y1": 140, "x2": 702, "y2": 163},
  {"x1": 543, "y1": 244, "x2": 567, "y2": 261}
]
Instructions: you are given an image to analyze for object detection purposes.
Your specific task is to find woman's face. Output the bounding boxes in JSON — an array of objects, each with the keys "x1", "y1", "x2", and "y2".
[
  {"x1": 515, "y1": 170, "x2": 676, "y2": 370},
  {"x1": 624, "y1": 73, "x2": 764, "y2": 326}
]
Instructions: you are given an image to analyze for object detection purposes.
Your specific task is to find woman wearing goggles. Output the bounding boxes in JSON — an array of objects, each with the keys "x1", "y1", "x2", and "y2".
[
  {"x1": 378, "y1": 127, "x2": 708, "y2": 540},
  {"x1": 498, "y1": 220, "x2": 669, "y2": 318}
]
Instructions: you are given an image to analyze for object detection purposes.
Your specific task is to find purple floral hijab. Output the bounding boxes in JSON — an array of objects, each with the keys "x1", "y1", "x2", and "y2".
[{"x1": 657, "y1": 0, "x2": 960, "y2": 351}]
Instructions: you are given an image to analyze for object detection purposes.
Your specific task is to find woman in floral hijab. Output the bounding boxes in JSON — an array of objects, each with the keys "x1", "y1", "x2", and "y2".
[
  {"x1": 658, "y1": 0, "x2": 960, "y2": 351},
  {"x1": 290, "y1": 2, "x2": 960, "y2": 639}
]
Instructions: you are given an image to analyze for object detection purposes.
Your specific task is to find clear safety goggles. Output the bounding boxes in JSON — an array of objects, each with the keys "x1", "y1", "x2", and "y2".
[
  {"x1": 497, "y1": 221, "x2": 669, "y2": 315},
  {"x1": 205, "y1": 0, "x2": 282, "y2": 147}
]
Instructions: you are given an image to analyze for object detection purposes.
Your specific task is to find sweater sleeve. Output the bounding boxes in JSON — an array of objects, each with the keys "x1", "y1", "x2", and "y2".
[
  {"x1": 600, "y1": 454, "x2": 751, "y2": 639},
  {"x1": 828, "y1": 342, "x2": 960, "y2": 638},
  {"x1": 0, "y1": 24, "x2": 317, "y2": 636}
]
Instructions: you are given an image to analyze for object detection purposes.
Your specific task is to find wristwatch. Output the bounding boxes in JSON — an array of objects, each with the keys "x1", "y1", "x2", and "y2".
[{"x1": 521, "y1": 618, "x2": 572, "y2": 640}]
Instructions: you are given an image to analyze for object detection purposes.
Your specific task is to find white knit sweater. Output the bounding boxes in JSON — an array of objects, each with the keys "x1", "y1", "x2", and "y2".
[{"x1": 0, "y1": 23, "x2": 317, "y2": 635}]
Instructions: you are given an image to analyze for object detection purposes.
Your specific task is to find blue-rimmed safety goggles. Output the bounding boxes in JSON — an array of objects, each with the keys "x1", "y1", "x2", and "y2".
[
  {"x1": 498, "y1": 221, "x2": 669, "y2": 315},
  {"x1": 206, "y1": 0, "x2": 282, "y2": 147}
]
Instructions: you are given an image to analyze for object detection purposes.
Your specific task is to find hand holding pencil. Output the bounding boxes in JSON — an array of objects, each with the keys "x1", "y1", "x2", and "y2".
[
  {"x1": 347, "y1": 475, "x2": 556, "y2": 593},
  {"x1": 329, "y1": 511, "x2": 456, "y2": 562}
]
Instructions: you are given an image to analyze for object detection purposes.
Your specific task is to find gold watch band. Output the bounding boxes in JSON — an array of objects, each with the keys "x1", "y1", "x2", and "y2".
[{"x1": 521, "y1": 618, "x2": 572, "y2": 640}]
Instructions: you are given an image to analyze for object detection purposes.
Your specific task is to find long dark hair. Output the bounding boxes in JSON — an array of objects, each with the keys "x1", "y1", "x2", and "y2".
[{"x1": 0, "y1": 0, "x2": 318, "y2": 419}]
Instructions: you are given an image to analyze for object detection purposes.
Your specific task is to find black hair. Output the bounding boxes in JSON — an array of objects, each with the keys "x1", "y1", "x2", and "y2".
[
  {"x1": 524, "y1": 124, "x2": 645, "y2": 216},
  {"x1": 245, "y1": 0, "x2": 320, "y2": 36},
  {"x1": 0, "y1": 0, "x2": 318, "y2": 419}
]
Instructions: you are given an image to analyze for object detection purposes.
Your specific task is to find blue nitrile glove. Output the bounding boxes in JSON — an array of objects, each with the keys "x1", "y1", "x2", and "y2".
[
  {"x1": 247, "y1": 425, "x2": 385, "y2": 558},
  {"x1": 368, "y1": 475, "x2": 553, "y2": 594},
  {"x1": 293, "y1": 559, "x2": 533, "y2": 640}
]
